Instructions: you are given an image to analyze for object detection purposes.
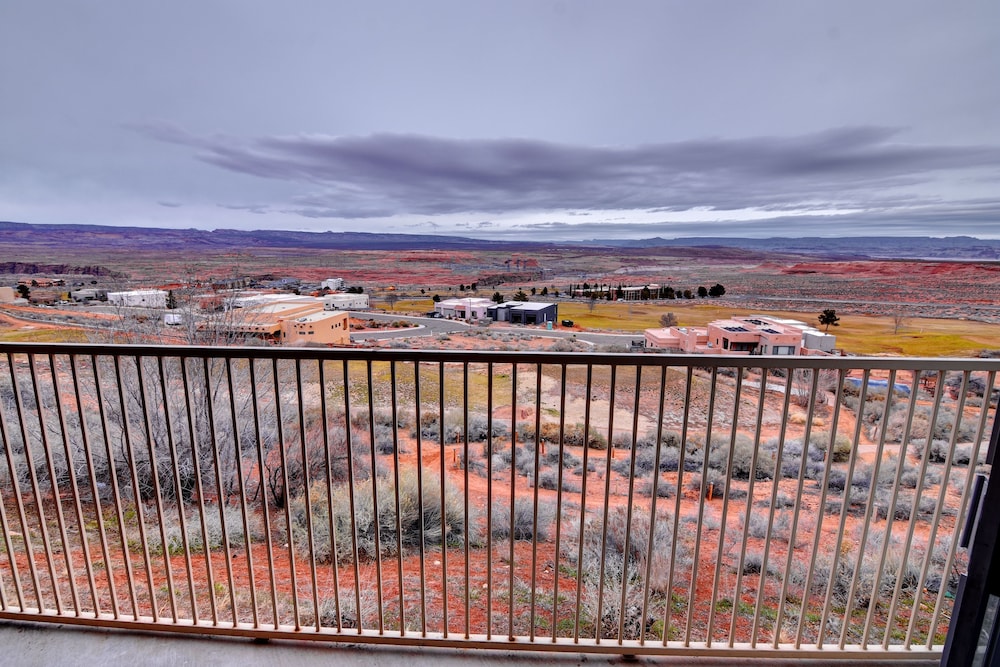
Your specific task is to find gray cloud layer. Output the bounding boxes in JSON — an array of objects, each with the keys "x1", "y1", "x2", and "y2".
[{"x1": 134, "y1": 122, "x2": 1000, "y2": 227}]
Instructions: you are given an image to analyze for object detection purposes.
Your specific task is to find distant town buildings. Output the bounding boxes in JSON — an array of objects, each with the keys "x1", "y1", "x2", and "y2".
[{"x1": 644, "y1": 315, "x2": 836, "y2": 356}]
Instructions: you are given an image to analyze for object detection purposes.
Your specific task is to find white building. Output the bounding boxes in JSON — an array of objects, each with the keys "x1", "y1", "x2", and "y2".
[
  {"x1": 435, "y1": 297, "x2": 494, "y2": 320},
  {"x1": 107, "y1": 289, "x2": 168, "y2": 309},
  {"x1": 321, "y1": 278, "x2": 345, "y2": 291},
  {"x1": 323, "y1": 293, "x2": 369, "y2": 310}
]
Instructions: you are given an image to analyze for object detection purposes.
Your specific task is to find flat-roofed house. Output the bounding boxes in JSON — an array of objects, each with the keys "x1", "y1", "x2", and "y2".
[
  {"x1": 486, "y1": 301, "x2": 558, "y2": 325},
  {"x1": 282, "y1": 310, "x2": 350, "y2": 345},
  {"x1": 435, "y1": 297, "x2": 493, "y2": 320},
  {"x1": 644, "y1": 315, "x2": 835, "y2": 356}
]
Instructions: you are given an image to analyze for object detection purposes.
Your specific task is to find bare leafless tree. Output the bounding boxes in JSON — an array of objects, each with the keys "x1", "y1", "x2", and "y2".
[{"x1": 659, "y1": 312, "x2": 678, "y2": 328}]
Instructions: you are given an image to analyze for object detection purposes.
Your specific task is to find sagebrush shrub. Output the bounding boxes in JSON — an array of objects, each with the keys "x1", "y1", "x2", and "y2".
[
  {"x1": 291, "y1": 467, "x2": 473, "y2": 563},
  {"x1": 490, "y1": 496, "x2": 556, "y2": 541}
]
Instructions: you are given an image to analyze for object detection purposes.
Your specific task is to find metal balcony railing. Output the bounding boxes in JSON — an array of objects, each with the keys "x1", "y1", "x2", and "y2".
[{"x1": 0, "y1": 342, "x2": 996, "y2": 659}]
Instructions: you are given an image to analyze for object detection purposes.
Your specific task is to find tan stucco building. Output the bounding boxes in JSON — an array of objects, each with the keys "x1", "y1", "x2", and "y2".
[
  {"x1": 219, "y1": 300, "x2": 351, "y2": 345},
  {"x1": 644, "y1": 315, "x2": 835, "y2": 356}
]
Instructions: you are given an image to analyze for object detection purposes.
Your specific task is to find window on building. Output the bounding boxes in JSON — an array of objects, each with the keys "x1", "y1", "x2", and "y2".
[{"x1": 773, "y1": 345, "x2": 795, "y2": 355}]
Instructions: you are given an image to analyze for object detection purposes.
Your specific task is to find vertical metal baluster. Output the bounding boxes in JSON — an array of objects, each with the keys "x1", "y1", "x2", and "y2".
[
  {"x1": 156, "y1": 356, "x2": 198, "y2": 624},
  {"x1": 788, "y1": 367, "x2": 823, "y2": 650},
  {"x1": 926, "y1": 369, "x2": 997, "y2": 648},
  {"x1": 595, "y1": 365, "x2": 617, "y2": 644},
  {"x1": 414, "y1": 359, "x2": 429, "y2": 636},
  {"x1": 48, "y1": 354, "x2": 93, "y2": 616},
  {"x1": 775, "y1": 365, "x2": 819, "y2": 648},
  {"x1": 572, "y1": 364, "x2": 594, "y2": 644},
  {"x1": 90, "y1": 355, "x2": 135, "y2": 617},
  {"x1": 0, "y1": 353, "x2": 32, "y2": 611},
  {"x1": 295, "y1": 359, "x2": 321, "y2": 632},
  {"x1": 906, "y1": 371, "x2": 967, "y2": 647},
  {"x1": 730, "y1": 364, "x2": 768, "y2": 647},
  {"x1": 180, "y1": 356, "x2": 217, "y2": 625},
  {"x1": 617, "y1": 365, "x2": 642, "y2": 645},
  {"x1": 861, "y1": 369, "x2": 918, "y2": 647},
  {"x1": 224, "y1": 356, "x2": 259, "y2": 628},
  {"x1": 247, "y1": 359, "x2": 279, "y2": 628},
  {"x1": 389, "y1": 360, "x2": 403, "y2": 635},
  {"x1": 485, "y1": 362, "x2": 494, "y2": 640},
  {"x1": 341, "y1": 359, "x2": 363, "y2": 634},
  {"x1": 687, "y1": 367, "x2": 718, "y2": 646},
  {"x1": 794, "y1": 367, "x2": 835, "y2": 648},
  {"x1": 641, "y1": 366, "x2": 669, "y2": 647},
  {"x1": 366, "y1": 359, "x2": 384, "y2": 634},
  {"x1": 663, "y1": 366, "x2": 694, "y2": 646},
  {"x1": 201, "y1": 357, "x2": 239, "y2": 626},
  {"x1": 551, "y1": 362, "x2": 568, "y2": 643},
  {"x1": 839, "y1": 369, "x2": 898, "y2": 648},
  {"x1": 0, "y1": 359, "x2": 9, "y2": 610},
  {"x1": 135, "y1": 355, "x2": 177, "y2": 623},
  {"x1": 528, "y1": 363, "x2": 543, "y2": 641},
  {"x1": 437, "y1": 360, "x2": 448, "y2": 637},
  {"x1": 461, "y1": 361, "x2": 471, "y2": 639},
  {"x1": 753, "y1": 366, "x2": 793, "y2": 648},
  {"x1": 111, "y1": 355, "x2": 158, "y2": 621},
  {"x1": 271, "y1": 358, "x2": 299, "y2": 629},
  {"x1": 14, "y1": 354, "x2": 63, "y2": 613},
  {"x1": 707, "y1": 365, "x2": 743, "y2": 646},
  {"x1": 31, "y1": 354, "x2": 77, "y2": 613},
  {"x1": 317, "y1": 359, "x2": 343, "y2": 631},
  {"x1": 507, "y1": 362, "x2": 517, "y2": 641},
  {"x1": 31, "y1": 354, "x2": 80, "y2": 616},
  {"x1": 882, "y1": 370, "x2": 942, "y2": 648},
  {"x1": 821, "y1": 367, "x2": 868, "y2": 645}
]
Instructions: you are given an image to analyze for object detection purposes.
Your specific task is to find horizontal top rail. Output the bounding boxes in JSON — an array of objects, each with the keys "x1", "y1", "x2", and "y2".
[{"x1": 1, "y1": 341, "x2": 999, "y2": 372}]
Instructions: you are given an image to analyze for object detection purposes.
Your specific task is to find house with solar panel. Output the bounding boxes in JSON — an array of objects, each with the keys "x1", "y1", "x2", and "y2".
[{"x1": 644, "y1": 314, "x2": 836, "y2": 355}]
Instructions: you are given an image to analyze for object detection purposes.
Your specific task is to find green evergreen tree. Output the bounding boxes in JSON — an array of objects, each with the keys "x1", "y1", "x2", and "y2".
[{"x1": 819, "y1": 309, "x2": 841, "y2": 331}]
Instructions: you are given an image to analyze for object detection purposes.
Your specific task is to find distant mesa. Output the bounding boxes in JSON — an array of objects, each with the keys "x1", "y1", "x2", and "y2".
[{"x1": 0, "y1": 221, "x2": 997, "y2": 261}]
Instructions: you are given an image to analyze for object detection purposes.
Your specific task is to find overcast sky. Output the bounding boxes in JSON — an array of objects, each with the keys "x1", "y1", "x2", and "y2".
[{"x1": 2, "y1": 1, "x2": 998, "y2": 240}]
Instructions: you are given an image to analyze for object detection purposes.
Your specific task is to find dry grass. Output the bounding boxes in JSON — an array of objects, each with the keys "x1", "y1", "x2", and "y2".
[
  {"x1": 0, "y1": 327, "x2": 89, "y2": 343},
  {"x1": 561, "y1": 302, "x2": 1000, "y2": 357}
]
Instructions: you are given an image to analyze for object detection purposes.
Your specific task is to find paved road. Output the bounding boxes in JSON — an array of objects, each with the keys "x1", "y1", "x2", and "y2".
[{"x1": 349, "y1": 312, "x2": 644, "y2": 349}]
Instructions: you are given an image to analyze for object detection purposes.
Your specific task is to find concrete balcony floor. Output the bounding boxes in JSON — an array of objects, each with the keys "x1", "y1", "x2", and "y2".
[{"x1": 0, "y1": 620, "x2": 941, "y2": 667}]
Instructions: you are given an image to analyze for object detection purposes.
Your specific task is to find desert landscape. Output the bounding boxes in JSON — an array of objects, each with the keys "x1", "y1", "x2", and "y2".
[
  {"x1": 2, "y1": 225, "x2": 1000, "y2": 356},
  {"x1": 0, "y1": 228, "x2": 997, "y2": 651}
]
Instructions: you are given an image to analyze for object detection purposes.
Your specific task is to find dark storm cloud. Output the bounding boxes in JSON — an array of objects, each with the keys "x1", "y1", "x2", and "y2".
[{"x1": 135, "y1": 123, "x2": 1000, "y2": 219}]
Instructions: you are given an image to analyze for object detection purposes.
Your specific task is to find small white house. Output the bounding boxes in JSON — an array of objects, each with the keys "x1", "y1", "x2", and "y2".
[
  {"x1": 107, "y1": 289, "x2": 168, "y2": 309},
  {"x1": 323, "y1": 293, "x2": 369, "y2": 310},
  {"x1": 435, "y1": 297, "x2": 493, "y2": 320}
]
